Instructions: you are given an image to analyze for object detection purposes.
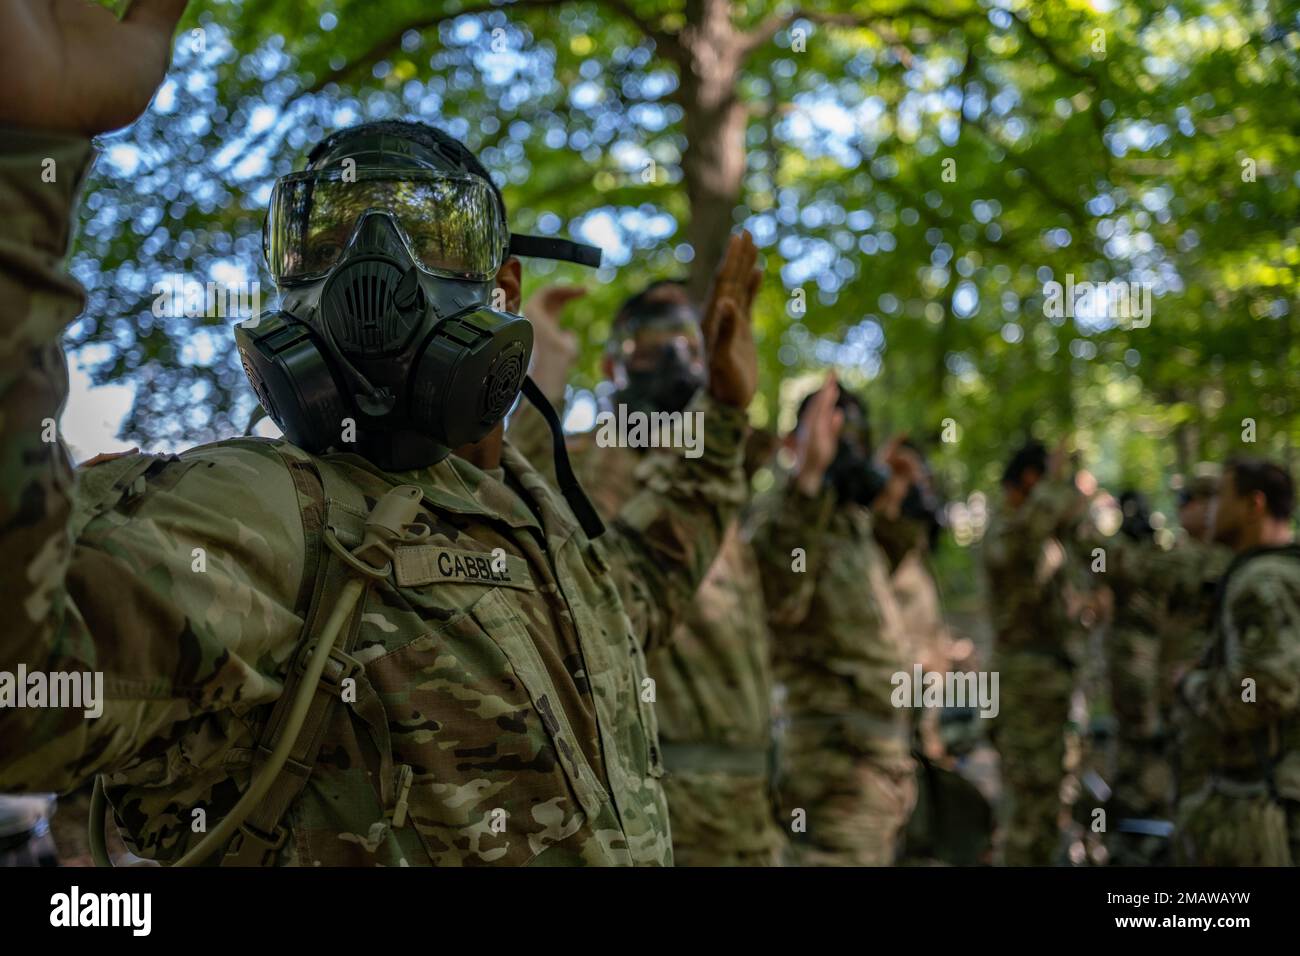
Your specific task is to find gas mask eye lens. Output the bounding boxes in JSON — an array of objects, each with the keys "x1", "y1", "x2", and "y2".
[{"x1": 267, "y1": 170, "x2": 507, "y2": 284}]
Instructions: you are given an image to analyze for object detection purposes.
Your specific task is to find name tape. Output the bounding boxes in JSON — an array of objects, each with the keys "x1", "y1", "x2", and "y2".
[{"x1": 393, "y1": 545, "x2": 535, "y2": 591}]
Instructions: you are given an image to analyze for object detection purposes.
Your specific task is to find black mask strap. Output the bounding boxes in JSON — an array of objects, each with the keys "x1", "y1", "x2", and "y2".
[
  {"x1": 520, "y1": 376, "x2": 606, "y2": 540},
  {"x1": 508, "y1": 234, "x2": 603, "y2": 268}
]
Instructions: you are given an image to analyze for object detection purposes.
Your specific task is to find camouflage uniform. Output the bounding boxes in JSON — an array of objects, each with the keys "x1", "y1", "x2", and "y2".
[
  {"x1": 1173, "y1": 547, "x2": 1300, "y2": 865},
  {"x1": 982, "y1": 478, "x2": 1082, "y2": 866},
  {"x1": 1100, "y1": 535, "x2": 1169, "y2": 860},
  {"x1": 0, "y1": 129, "x2": 747, "y2": 866},
  {"x1": 509, "y1": 407, "x2": 783, "y2": 866},
  {"x1": 873, "y1": 516, "x2": 950, "y2": 676},
  {"x1": 1159, "y1": 537, "x2": 1230, "y2": 800},
  {"x1": 748, "y1": 479, "x2": 915, "y2": 866},
  {"x1": 874, "y1": 515, "x2": 951, "y2": 755},
  {"x1": 1098, "y1": 534, "x2": 1229, "y2": 823}
]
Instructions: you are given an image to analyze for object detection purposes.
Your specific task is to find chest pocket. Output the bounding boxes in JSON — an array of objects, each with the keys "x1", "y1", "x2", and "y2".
[{"x1": 365, "y1": 586, "x2": 611, "y2": 865}]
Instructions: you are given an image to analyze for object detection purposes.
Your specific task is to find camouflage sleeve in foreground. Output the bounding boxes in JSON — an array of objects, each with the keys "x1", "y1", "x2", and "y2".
[
  {"x1": 1181, "y1": 554, "x2": 1300, "y2": 736},
  {"x1": 598, "y1": 391, "x2": 748, "y2": 654},
  {"x1": 745, "y1": 476, "x2": 835, "y2": 630},
  {"x1": 0, "y1": 129, "x2": 305, "y2": 796}
]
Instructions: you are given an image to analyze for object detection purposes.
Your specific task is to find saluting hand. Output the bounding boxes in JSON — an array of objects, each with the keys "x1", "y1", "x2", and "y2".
[
  {"x1": 522, "y1": 284, "x2": 586, "y2": 405},
  {"x1": 701, "y1": 230, "x2": 761, "y2": 410},
  {"x1": 793, "y1": 373, "x2": 844, "y2": 497},
  {"x1": 0, "y1": 0, "x2": 189, "y2": 135},
  {"x1": 873, "y1": 433, "x2": 922, "y2": 519}
]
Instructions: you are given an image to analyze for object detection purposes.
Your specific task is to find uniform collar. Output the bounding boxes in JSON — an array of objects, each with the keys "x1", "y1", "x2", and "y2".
[
  {"x1": 327, "y1": 449, "x2": 549, "y2": 534},
  {"x1": 500, "y1": 440, "x2": 581, "y2": 542}
]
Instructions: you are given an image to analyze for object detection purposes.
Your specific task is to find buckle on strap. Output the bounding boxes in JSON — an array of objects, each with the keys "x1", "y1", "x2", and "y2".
[
  {"x1": 223, "y1": 823, "x2": 289, "y2": 867},
  {"x1": 294, "y1": 642, "x2": 362, "y2": 690}
]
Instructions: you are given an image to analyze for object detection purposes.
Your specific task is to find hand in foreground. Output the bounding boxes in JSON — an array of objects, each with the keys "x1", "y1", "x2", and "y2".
[{"x1": 0, "y1": 0, "x2": 188, "y2": 135}]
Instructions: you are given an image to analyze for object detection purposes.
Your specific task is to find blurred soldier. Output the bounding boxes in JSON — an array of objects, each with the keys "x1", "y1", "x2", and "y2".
[
  {"x1": 873, "y1": 443, "x2": 950, "y2": 760},
  {"x1": 1099, "y1": 490, "x2": 1168, "y2": 863},
  {"x1": 510, "y1": 278, "x2": 785, "y2": 866},
  {"x1": 1173, "y1": 458, "x2": 1300, "y2": 865},
  {"x1": 875, "y1": 459, "x2": 996, "y2": 865},
  {"x1": 983, "y1": 440, "x2": 1087, "y2": 866},
  {"x1": 1082, "y1": 475, "x2": 1230, "y2": 863},
  {"x1": 1160, "y1": 474, "x2": 1231, "y2": 730},
  {"x1": 0, "y1": 1, "x2": 760, "y2": 865},
  {"x1": 749, "y1": 376, "x2": 920, "y2": 866}
]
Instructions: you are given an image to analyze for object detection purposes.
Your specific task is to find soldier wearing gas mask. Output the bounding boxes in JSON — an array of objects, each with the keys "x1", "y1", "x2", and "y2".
[
  {"x1": 0, "y1": 2, "x2": 758, "y2": 866},
  {"x1": 748, "y1": 375, "x2": 922, "y2": 865},
  {"x1": 982, "y1": 439, "x2": 1089, "y2": 866},
  {"x1": 510, "y1": 276, "x2": 785, "y2": 866}
]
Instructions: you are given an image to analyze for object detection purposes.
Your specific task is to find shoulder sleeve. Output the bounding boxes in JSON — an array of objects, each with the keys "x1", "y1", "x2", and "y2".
[
  {"x1": 745, "y1": 476, "x2": 834, "y2": 629},
  {"x1": 1, "y1": 440, "x2": 307, "y2": 793},
  {"x1": 599, "y1": 392, "x2": 748, "y2": 653},
  {"x1": 0, "y1": 126, "x2": 306, "y2": 791},
  {"x1": 983, "y1": 479, "x2": 1080, "y2": 571}
]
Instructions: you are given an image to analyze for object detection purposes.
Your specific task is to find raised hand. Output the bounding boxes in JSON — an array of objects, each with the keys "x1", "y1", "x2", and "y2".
[
  {"x1": 794, "y1": 373, "x2": 844, "y2": 496},
  {"x1": 0, "y1": 0, "x2": 189, "y2": 135},
  {"x1": 873, "y1": 432, "x2": 923, "y2": 518},
  {"x1": 522, "y1": 284, "x2": 586, "y2": 404},
  {"x1": 701, "y1": 230, "x2": 761, "y2": 409}
]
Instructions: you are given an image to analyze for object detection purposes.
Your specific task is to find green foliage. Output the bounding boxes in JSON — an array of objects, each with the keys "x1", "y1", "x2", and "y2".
[{"x1": 73, "y1": 0, "x2": 1300, "y2": 509}]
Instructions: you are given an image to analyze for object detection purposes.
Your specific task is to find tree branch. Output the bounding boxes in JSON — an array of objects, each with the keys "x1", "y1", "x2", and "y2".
[
  {"x1": 595, "y1": 0, "x2": 682, "y2": 59},
  {"x1": 304, "y1": 0, "x2": 631, "y2": 95},
  {"x1": 740, "y1": 3, "x2": 979, "y2": 56},
  {"x1": 1007, "y1": 7, "x2": 1096, "y2": 84}
]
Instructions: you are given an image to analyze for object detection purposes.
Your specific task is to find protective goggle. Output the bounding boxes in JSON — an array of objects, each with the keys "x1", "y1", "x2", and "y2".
[
  {"x1": 609, "y1": 300, "x2": 701, "y2": 353},
  {"x1": 616, "y1": 322, "x2": 704, "y2": 370},
  {"x1": 265, "y1": 167, "x2": 601, "y2": 284}
]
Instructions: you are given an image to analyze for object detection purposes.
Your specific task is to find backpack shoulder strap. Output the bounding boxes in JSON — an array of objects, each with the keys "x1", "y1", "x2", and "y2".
[{"x1": 220, "y1": 444, "x2": 370, "y2": 866}]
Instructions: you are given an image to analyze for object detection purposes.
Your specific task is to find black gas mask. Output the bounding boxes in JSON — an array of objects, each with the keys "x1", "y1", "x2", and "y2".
[
  {"x1": 901, "y1": 478, "x2": 946, "y2": 553},
  {"x1": 826, "y1": 443, "x2": 890, "y2": 508},
  {"x1": 1118, "y1": 490, "x2": 1155, "y2": 543},
  {"x1": 813, "y1": 391, "x2": 888, "y2": 508},
  {"x1": 610, "y1": 300, "x2": 707, "y2": 415},
  {"x1": 237, "y1": 123, "x2": 606, "y2": 535}
]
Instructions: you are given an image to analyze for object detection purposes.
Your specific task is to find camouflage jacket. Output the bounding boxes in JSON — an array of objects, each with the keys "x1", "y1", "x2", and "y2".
[
  {"x1": 509, "y1": 402, "x2": 775, "y2": 755},
  {"x1": 981, "y1": 478, "x2": 1084, "y2": 663},
  {"x1": 0, "y1": 129, "x2": 747, "y2": 866},
  {"x1": 1102, "y1": 536, "x2": 1165, "y2": 636},
  {"x1": 747, "y1": 477, "x2": 911, "y2": 757},
  {"x1": 873, "y1": 514, "x2": 948, "y2": 672},
  {"x1": 1098, "y1": 532, "x2": 1229, "y2": 713},
  {"x1": 1177, "y1": 546, "x2": 1300, "y2": 800},
  {"x1": 1155, "y1": 537, "x2": 1230, "y2": 711}
]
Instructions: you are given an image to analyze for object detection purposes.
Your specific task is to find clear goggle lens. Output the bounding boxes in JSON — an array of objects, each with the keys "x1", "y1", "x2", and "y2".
[{"x1": 265, "y1": 169, "x2": 508, "y2": 283}]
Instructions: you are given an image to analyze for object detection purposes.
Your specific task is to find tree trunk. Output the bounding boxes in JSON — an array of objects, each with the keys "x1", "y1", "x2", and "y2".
[{"x1": 678, "y1": 0, "x2": 748, "y2": 300}]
